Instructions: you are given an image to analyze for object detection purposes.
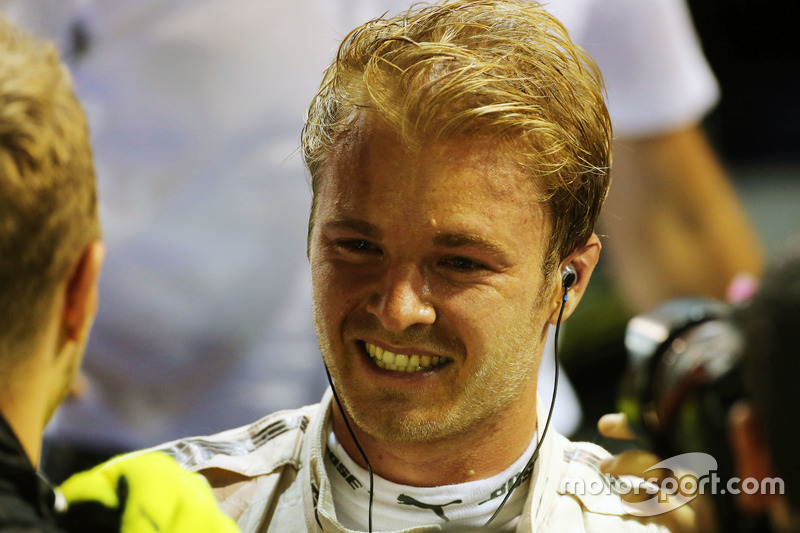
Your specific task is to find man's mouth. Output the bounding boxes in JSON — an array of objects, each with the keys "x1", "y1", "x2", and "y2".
[{"x1": 364, "y1": 342, "x2": 451, "y2": 373}]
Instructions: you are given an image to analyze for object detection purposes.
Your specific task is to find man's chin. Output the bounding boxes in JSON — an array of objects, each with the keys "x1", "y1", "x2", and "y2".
[{"x1": 347, "y1": 400, "x2": 463, "y2": 444}]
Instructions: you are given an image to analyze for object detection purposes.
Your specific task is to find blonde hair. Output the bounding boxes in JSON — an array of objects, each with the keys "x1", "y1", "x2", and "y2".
[
  {"x1": 0, "y1": 18, "x2": 99, "y2": 355},
  {"x1": 303, "y1": 0, "x2": 611, "y2": 265}
]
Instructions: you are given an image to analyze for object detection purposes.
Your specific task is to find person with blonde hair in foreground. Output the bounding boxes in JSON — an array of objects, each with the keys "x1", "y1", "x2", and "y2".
[{"x1": 0, "y1": 17, "x2": 238, "y2": 533}]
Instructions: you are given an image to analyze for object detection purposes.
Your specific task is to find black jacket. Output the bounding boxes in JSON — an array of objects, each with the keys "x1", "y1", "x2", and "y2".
[{"x1": 0, "y1": 412, "x2": 64, "y2": 532}]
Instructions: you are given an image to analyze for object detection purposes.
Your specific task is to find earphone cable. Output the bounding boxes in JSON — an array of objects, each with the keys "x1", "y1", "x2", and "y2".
[{"x1": 324, "y1": 365, "x2": 374, "y2": 533}]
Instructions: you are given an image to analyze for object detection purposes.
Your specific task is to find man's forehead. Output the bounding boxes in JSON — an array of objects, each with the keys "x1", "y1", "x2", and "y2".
[{"x1": 323, "y1": 115, "x2": 542, "y2": 201}]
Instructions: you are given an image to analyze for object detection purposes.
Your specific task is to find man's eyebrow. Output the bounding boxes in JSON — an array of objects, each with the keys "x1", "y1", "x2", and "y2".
[
  {"x1": 323, "y1": 218, "x2": 383, "y2": 240},
  {"x1": 433, "y1": 233, "x2": 508, "y2": 256}
]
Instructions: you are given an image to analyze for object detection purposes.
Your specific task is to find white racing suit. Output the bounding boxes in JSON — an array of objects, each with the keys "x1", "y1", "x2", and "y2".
[{"x1": 157, "y1": 390, "x2": 668, "y2": 532}]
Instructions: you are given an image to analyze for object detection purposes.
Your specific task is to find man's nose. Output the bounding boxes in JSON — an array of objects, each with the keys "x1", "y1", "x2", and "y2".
[{"x1": 365, "y1": 263, "x2": 436, "y2": 331}]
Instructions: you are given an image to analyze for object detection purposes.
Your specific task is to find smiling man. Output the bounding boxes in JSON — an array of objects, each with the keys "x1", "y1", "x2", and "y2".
[{"x1": 156, "y1": 1, "x2": 669, "y2": 531}]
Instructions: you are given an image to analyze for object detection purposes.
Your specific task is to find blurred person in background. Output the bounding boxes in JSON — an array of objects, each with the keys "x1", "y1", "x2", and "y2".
[
  {"x1": 599, "y1": 241, "x2": 800, "y2": 533},
  {"x1": 544, "y1": 0, "x2": 764, "y2": 441},
  {"x1": 0, "y1": 0, "x2": 762, "y2": 483},
  {"x1": 549, "y1": 0, "x2": 762, "y2": 313},
  {"x1": 728, "y1": 244, "x2": 800, "y2": 532}
]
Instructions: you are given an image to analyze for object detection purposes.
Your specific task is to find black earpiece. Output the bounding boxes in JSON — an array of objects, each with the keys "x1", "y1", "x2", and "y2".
[{"x1": 561, "y1": 264, "x2": 577, "y2": 290}]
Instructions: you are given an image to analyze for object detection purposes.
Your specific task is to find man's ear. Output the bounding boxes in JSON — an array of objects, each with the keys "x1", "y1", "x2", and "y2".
[
  {"x1": 728, "y1": 401, "x2": 775, "y2": 514},
  {"x1": 547, "y1": 233, "x2": 601, "y2": 325},
  {"x1": 63, "y1": 240, "x2": 105, "y2": 343}
]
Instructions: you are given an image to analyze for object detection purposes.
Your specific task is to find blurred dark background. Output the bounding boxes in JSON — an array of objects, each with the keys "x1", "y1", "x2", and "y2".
[{"x1": 688, "y1": 0, "x2": 800, "y2": 166}]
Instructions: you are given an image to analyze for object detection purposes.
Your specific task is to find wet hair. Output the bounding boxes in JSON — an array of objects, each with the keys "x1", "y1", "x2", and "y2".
[{"x1": 302, "y1": 0, "x2": 611, "y2": 265}]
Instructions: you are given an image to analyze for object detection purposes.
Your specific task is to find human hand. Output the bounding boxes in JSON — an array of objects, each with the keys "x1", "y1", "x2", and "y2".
[
  {"x1": 57, "y1": 452, "x2": 240, "y2": 533},
  {"x1": 597, "y1": 413, "x2": 718, "y2": 533}
]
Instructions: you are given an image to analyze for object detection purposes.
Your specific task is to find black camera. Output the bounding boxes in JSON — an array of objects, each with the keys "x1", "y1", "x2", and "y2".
[{"x1": 618, "y1": 297, "x2": 770, "y2": 533}]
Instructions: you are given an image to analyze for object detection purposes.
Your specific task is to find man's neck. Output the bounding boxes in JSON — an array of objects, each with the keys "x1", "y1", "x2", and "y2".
[
  {"x1": 325, "y1": 423, "x2": 536, "y2": 531},
  {"x1": 0, "y1": 348, "x2": 58, "y2": 469},
  {"x1": 331, "y1": 396, "x2": 539, "y2": 487},
  {"x1": 0, "y1": 307, "x2": 67, "y2": 469},
  {"x1": 0, "y1": 396, "x2": 43, "y2": 468}
]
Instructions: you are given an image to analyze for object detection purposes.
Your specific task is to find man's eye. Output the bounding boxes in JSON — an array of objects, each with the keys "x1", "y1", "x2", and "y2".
[
  {"x1": 439, "y1": 256, "x2": 487, "y2": 272},
  {"x1": 337, "y1": 239, "x2": 379, "y2": 254}
]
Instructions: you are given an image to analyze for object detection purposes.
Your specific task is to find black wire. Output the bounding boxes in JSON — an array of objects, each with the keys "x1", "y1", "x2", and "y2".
[
  {"x1": 324, "y1": 364, "x2": 374, "y2": 533},
  {"x1": 484, "y1": 286, "x2": 568, "y2": 526}
]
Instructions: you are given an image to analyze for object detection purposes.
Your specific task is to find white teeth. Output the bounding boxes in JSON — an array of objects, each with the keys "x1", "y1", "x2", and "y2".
[{"x1": 364, "y1": 342, "x2": 448, "y2": 372}]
